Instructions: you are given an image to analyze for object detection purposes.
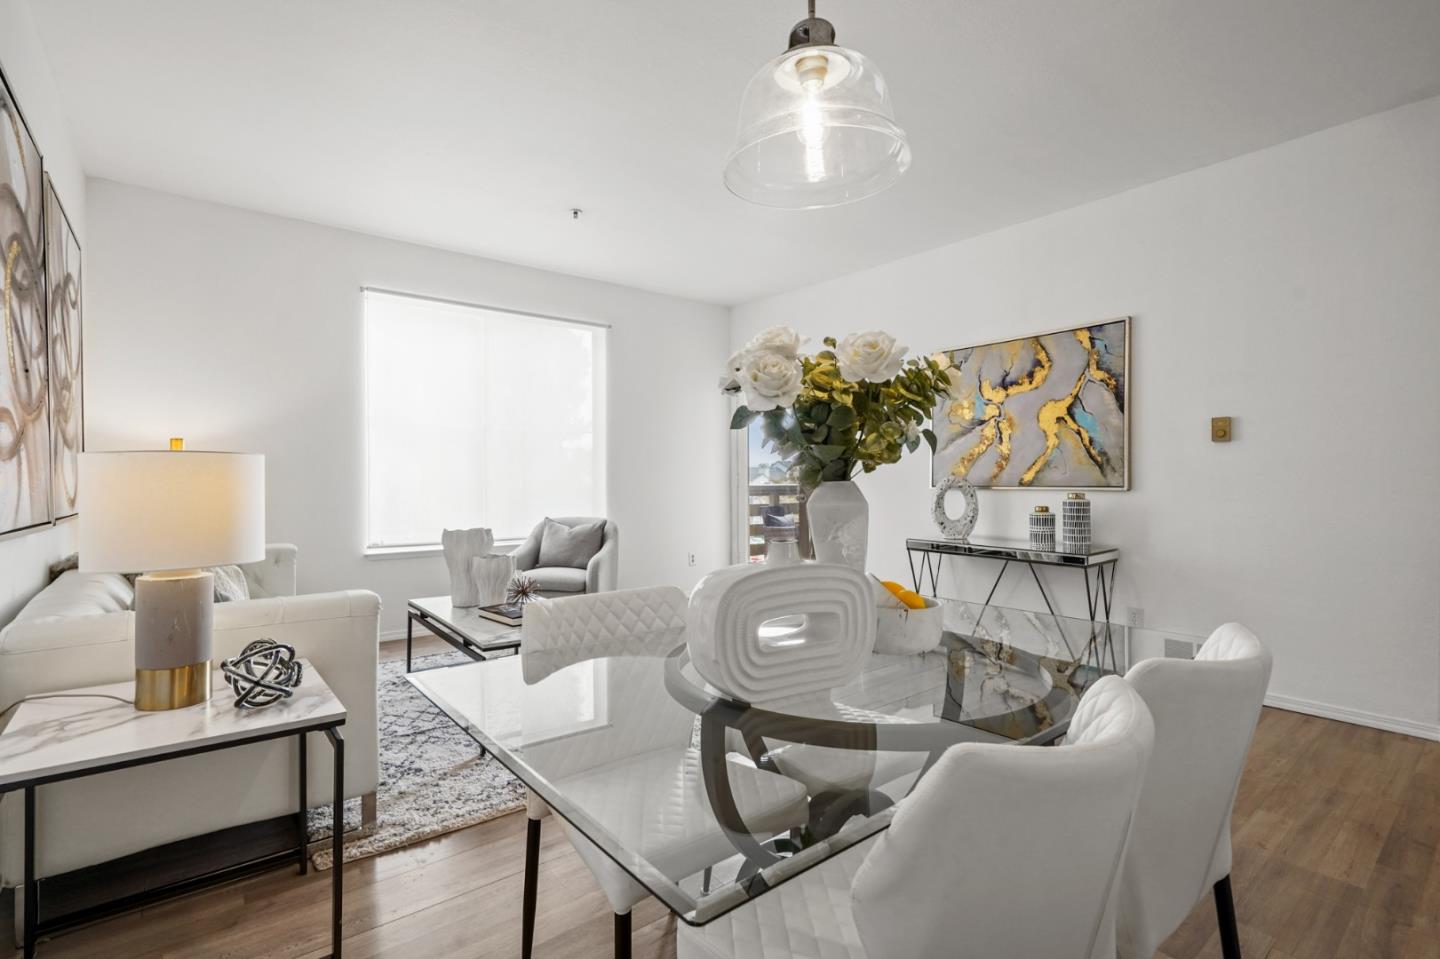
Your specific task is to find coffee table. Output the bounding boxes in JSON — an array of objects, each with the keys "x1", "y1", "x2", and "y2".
[{"x1": 406, "y1": 595, "x2": 524, "y2": 672}]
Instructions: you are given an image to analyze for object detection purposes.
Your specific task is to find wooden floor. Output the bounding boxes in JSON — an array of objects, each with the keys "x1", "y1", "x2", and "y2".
[{"x1": 4, "y1": 635, "x2": 1438, "y2": 959}]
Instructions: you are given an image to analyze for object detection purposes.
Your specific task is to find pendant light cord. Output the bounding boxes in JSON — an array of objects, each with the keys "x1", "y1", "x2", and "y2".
[{"x1": 808, "y1": 0, "x2": 816, "y2": 17}]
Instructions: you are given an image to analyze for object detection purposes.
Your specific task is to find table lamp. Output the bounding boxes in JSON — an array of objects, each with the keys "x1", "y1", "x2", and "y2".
[{"x1": 79, "y1": 441, "x2": 265, "y2": 710}]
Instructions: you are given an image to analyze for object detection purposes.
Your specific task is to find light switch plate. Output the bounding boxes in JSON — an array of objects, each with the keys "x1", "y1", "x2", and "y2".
[{"x1": 1211, "y1": 417, "x2": 1232, "y2": 442}]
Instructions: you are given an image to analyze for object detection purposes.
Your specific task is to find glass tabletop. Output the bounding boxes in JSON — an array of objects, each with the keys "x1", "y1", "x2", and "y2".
[{"x1": 407, "y1": 600, "x2": 1201, "y2": 925}]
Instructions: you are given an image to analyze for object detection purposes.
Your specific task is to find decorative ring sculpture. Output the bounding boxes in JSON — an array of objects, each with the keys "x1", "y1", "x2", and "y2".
[
  {"x1": 932, "y1": 474, "x2": 979, "y2": 542},
  {"x1": 221, "y1": 639, "x2": 303, "y2": 708}
]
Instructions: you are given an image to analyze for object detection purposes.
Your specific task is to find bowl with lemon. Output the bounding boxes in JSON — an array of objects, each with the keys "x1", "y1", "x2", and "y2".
[{"x1": 872, "y1": 578, "x2": 945, "y2": 655}]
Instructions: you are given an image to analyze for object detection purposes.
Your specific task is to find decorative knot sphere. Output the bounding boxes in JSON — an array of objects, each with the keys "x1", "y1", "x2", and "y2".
[{"x1": 221, "y1": 639, "x2": 303, "y2": 709}]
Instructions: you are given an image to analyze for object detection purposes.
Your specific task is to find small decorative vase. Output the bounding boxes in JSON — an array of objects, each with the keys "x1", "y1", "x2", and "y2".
[
  {"x1": 442, "y1": 527, "x2": 494, "y2": 607},
  {"x1": 932, "y1": 475, "x2": 978, "y2": 542},
  {"x1": 471, "y1": 554, "x2": 514, "y2": 606},
  {"x1": 1060, "y1": 493, "x2": 1092, "y2": 553},
  {"x1": 765, "y1": 537, "x2": 801, "y2": 566},
  {"x1": 1029, "y1": 505, "x2": 1056, "y2": 551},
  {"x1": 805, "y1": 480, "x2": 869, "y2": 571}
]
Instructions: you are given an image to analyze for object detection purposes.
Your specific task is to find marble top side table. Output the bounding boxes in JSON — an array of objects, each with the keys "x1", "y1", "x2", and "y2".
[{"x1": 0, "y1": 659, "x2": 347, "y2": 957}]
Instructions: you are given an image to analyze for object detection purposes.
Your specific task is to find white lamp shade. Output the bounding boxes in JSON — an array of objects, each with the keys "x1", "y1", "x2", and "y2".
[{"x1": 79, "y1": 452, "x2": 265, "y2": 573}]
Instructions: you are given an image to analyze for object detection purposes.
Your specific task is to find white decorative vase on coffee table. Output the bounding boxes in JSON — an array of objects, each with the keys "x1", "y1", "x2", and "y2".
[
  {"x1": 805, "y1": 480, "x2": 869, "y2": 571},
  {"x1": 442, "y1": 527, "x2": 494, "y2": 607},
  {"x1": 471, "y1": 554, "x2": 514, "y2": 606}
]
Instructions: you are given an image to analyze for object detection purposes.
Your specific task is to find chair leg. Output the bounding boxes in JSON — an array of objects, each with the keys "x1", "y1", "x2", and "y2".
[
  {"x1": 1214, "y1": 874, "x2": 1242, "y2": 959},
  {"x1": 522, "y1": 817, "x2": 541, "y2": 959},
  {"x1": 614, "y1": 911, "x2": 631, "y2": 959}
]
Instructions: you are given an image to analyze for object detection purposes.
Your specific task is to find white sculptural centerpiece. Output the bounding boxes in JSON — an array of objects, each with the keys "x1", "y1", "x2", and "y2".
[{"x1": 686, "y1": 562, "x2": 876, "y2": 703}]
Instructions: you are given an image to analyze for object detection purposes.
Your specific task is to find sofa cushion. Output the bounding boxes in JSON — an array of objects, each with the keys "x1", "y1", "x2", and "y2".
[
  {"x1": 528, "y1": 566, "x2": 587, "y2": 594},
  {"x1": 9, "y1": 571, "x2": 134, "y2": 625},
  {"x1": 208, "y1": 565, "x2": 250, "y2": 603},
  {"x1": 537, "y1": 518, "x2": 605, "y2": 569}
]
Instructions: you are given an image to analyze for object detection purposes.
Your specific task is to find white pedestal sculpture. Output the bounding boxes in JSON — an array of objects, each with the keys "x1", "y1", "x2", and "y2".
[
  {"x1": 442, "y1": 527, "x2": 494, "y2": 607},
  {"x1": 686, "y1": 562, "x2": 875, "y2": 703},
  {"x1": 471, "y1": 554, "x2": 515, "y2": 607}
]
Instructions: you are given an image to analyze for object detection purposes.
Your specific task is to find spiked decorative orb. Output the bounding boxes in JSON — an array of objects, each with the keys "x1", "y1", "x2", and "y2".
[{"x1": 506, "y1": 573, "x2": 542, "y2": 606}]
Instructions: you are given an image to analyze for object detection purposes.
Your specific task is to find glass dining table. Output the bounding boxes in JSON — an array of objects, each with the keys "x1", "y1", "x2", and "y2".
[{"x1": 408, "y1": 600, "x2": 1202, "y2": 927}]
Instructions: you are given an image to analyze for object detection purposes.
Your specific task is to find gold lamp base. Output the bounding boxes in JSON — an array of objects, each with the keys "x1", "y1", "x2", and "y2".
[{"x1": 135, "y1": 662, "x2": 212, "y2": 711}]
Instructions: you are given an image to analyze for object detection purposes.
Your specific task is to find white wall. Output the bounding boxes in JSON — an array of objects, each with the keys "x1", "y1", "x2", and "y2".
[
  {"x1": 733, "y1": 96, "x2": 1440, "y2": 737},
  {"x1": 0, "y1": 0, "x2": 87, "y2": 624},
  {"x1": 85, "y1": 180, "x2": 731, "y2": 635}
]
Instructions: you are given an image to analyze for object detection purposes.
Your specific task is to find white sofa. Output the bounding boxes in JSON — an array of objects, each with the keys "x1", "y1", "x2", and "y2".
[{"x1": 0, "y1": 544, "x2": 379, "y2": 903}]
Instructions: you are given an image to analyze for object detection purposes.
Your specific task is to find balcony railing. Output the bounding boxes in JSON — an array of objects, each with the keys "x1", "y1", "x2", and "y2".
[{"x1": 746, "y1": 482, "x2": 810, "y2": 561}]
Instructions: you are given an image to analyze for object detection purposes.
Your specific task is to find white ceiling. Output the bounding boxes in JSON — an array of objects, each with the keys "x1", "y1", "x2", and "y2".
[{"x1": 29, "y1": 0, "x2": 1440, "y2": 305}]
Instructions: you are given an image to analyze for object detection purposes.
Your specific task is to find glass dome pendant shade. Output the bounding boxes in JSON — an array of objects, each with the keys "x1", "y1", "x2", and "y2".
[{"x1": 723, "y1": 1, "x2": 911, "y2": 209}]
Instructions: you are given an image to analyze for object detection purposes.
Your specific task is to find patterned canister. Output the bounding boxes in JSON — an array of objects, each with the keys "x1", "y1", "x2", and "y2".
[
  {"x1": 1061, "y1": 492, "x2": 1092, "y2": 553},
  {"x1": 1029, "y1": 506, "x2": 1056, "y2": 551}
]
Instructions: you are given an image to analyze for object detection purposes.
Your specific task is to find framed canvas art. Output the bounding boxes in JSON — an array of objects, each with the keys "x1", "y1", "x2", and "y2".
[
  {"x1": 932, "y1": 317, "x2": 1130, "y2": 490},
  {"x1": 45, "y1": 175, "x2": 82, "y2": 519},
  {"x1": 0, "y1": 63, "x2": 52, "y2": 535}
]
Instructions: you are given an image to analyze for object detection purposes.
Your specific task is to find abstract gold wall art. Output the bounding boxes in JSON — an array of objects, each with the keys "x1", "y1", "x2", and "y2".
[
  {"x1": 45, "y1": 176, "x2": 81, "y2": 520},
  {"x1": 0, "y1": 65, "x2": 51, "y2": 535},
  {"x1": 932, "y1": 318, "x2": 1129, "y2": 490}
]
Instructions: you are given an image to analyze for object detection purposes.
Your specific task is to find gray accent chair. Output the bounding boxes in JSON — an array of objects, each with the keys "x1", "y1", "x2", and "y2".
[{"x1": 513, "y1": 516, "x2": 619, "y2": 596}]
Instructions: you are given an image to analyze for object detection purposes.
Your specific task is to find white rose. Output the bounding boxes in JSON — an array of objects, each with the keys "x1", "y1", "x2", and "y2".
[
  {"x1": 718, "y1": 350, "x2": 746, "y2": 393},
  {"x1": 739, "y1": 350, "x2": 803, "y2": 412},
  {"x1": 743, "y1": 325, "x2": 806, "y2": 359},
  {"x1": 837, "y1": 331, "x2": 908, "y2": 383},
  {"x1": 929, "y1": 351, "x2": 952, "y2": 371}
]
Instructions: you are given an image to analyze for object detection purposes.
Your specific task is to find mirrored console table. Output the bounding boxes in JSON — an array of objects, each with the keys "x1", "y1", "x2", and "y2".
[{"x1": 906, "y1": 535, "x2": 1120, "y2": 624}]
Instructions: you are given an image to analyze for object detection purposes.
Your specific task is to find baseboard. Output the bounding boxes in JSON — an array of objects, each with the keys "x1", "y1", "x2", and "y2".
[
  {"x1": 1265, "y1": 693, "x2": 1440, "y2": 742},
  {"x1": 379, "y1": 628, "x2": 408, "y2": 642}
]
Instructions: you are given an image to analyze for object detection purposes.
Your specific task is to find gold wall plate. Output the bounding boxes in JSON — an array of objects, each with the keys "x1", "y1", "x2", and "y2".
[{"x1": 1211, "y1": 417, "x2": 1232, "y2": 443}]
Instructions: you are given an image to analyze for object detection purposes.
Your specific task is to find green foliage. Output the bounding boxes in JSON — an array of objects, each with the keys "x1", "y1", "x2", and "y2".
[{"x1": 731, "y1": 348, "x2": 952, "y2": 490}]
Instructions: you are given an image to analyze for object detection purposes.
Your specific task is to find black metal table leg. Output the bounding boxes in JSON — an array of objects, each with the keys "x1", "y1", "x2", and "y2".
[
  {"x1": 298, "y1": 733, "x2": 309, "y2": 876},
  {"x1": 405, "y1": 612, "x2": 414, "y2": 673},
  {"x1": 977, "y1": 560, "x2": 1010, "y2": 620},
  {"x1": 325, "y1": 728, "x2": 345, "y2": 958},
  {"x1": 24, "y1": 785, "x2": 36, "y2": 959},
  {"x1": 522, "y1": 817, "x2": 541, "y2": 959}
]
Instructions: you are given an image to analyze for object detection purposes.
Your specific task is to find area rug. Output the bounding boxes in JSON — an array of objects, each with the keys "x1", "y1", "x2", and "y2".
[{"x1": 308, "y1": 650, "x2": 526, "y2": 869}]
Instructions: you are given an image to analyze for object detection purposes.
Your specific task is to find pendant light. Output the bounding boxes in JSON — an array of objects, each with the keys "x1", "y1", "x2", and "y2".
[{"x1": 723, "y1": 0, "x2": 910, "y2": 209}]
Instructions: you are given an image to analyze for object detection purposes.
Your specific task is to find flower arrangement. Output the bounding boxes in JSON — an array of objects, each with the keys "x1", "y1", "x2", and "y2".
[{"x1": 721, "y1": 326, "x2": 952, "y2": 489}]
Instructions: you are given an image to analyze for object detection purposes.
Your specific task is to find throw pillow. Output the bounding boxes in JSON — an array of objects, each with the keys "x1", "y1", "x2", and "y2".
[
  {"x1": 537, "y1": 518, "x2": 605, "y2": 570},
  {"x1": 209, "y1": 565, "x2": 251, "y2": 603}
]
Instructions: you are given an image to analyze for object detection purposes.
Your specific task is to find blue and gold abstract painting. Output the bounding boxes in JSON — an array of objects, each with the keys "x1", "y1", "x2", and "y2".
[{"x1": 932, "y1": 318, "x2": 1129, "y2": 489}]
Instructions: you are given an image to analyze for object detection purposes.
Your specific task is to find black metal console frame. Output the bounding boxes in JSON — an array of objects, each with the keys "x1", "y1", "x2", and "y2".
[{"x1": 906, "y1": 538, "x2": 1120, "y2": 626}]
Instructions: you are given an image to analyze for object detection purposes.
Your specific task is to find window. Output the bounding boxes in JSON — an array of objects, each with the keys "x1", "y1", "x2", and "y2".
[
  {"x1": 738, "y1": 415, "x2": 805, "y2": 563},
  {"x1": 364, "y1": 289, "x2": 607, "y2": 550}
]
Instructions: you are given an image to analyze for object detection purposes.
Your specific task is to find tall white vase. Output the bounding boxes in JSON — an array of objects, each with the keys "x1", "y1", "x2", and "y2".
[
  {"x1": 806, "y1": 480, "x2": 869, "y2": 571},
  {"x1": 442, "y1": 527, "x2": 494, "y2": 607}
]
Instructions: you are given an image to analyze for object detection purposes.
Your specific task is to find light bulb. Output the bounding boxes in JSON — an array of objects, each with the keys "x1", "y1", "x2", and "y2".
[{"x1": 795, "y1": 55, "x2": 829, "y2": 183}]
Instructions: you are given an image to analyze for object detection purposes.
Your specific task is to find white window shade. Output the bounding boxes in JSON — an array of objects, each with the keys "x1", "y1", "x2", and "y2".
[{"x1": 364, "y1": 290, "x2": 607, "y2": 549}]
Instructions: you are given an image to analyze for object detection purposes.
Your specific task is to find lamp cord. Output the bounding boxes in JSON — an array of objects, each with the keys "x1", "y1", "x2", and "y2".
[{"x1": 0, "y1": 693, "x2": 137, "y2": 719}]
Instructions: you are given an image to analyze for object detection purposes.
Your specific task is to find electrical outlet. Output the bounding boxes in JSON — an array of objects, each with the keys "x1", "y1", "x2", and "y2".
[
  {"x1": 687, "y1": 553, "x2": 697, "y2": 567},
  {"x1": 1126, "y1": 607, "x2": 1145, "y2": 628}
]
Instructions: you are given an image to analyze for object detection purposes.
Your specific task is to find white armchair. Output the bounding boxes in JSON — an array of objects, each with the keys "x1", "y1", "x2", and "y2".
[{"x1": 512, "y1": 516, "x2": 619, "y2": 596}]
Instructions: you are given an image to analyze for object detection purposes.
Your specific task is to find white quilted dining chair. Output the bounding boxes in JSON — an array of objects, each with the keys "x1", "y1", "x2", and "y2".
[
  {"x1": 519, "y1": 586, "x2": 810, "y2": 959},
  {"x1": 677, "y1": 674, "x2": 1156, "y2": 959},
  {"x1": 1116, "y1": 623, "x2": 1273, "y2": 959}
]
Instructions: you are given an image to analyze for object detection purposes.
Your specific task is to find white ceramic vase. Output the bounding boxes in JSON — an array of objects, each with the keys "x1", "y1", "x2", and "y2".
[
  {"x1": 471, "y1": 554, "x2": 514, "y2": 607},
  {"x1": 805, "y1": 480, "x2": 869, "y2": 571},
  {"x1": 442, "y1": 527, "x2": 494, "y2": 607}
]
